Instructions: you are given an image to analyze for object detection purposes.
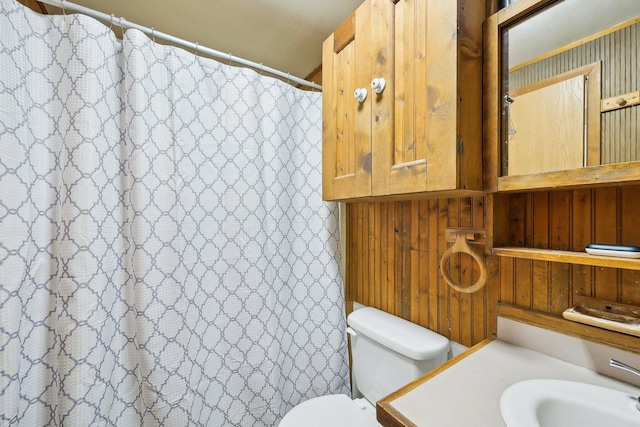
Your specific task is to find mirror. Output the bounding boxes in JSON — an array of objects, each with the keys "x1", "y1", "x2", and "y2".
[{"x1": 500, "y1": 0, "x2": 640, "y2": 177}]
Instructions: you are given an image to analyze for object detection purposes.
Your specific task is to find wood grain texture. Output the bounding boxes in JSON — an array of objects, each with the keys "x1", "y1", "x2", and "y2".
[
  {"x1": 347, "y1": 185, "x2": 640, "y2": 347},
  {"x1": 509, "y1": 20, "x2": 640, "y2": 165},
  {"x1": 323, "y1": 0, "x2": 388, "y2": 200},
  {"x1": 347, "y1": 196, "x2": 499, "y2": 347},
  {"x1": 508, "y1": 74, "x2": 586, "y2": 175},
  {"x1": 486, "y1": 3, "x2": 640, "y2": 192},
  {"x1": 371, "y1": 0, "x2": 484, "y2": 197},
  {"x1": 16, "y1": 0, "x2": 47, "y2": 14}
]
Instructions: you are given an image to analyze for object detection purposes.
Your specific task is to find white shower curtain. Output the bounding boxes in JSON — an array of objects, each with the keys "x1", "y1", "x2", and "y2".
[{"x1": 0, "y1": 1, "x2": 349, "y2": 425}]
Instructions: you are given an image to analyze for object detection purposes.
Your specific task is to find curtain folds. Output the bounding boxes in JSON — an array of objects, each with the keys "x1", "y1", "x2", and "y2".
[{"x1": 0, "y1": 1, "x2": 349, "y2": 425}]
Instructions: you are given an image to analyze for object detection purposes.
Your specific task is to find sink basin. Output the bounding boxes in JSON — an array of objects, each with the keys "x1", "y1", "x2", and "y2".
[{"x1": 500, "y1": 379, "x2": 640, "y2": 427}]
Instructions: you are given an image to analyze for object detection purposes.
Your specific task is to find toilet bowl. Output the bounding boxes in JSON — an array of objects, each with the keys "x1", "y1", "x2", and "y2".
[
  {"x1": 279, "y1": 307, "x2": 449, "y2": 426},
  {"x1": 279, "y1": 394, "x2": 379, "y2": 427}
]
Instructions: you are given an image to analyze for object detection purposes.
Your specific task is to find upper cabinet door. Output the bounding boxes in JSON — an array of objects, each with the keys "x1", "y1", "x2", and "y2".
[
  {"x1": 322, "y1": 0, "x2": 484, "y2": 201},
  {"x1": 374, "y1": 0, "x2": 484, "y2": 197},
  {"x1": 322, "y1": 0, "x2": 394, "y2": 201}
]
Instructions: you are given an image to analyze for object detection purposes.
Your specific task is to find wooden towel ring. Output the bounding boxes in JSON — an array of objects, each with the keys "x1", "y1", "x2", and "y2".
[{"x1": 440, "y1": 234, "x2": 488, "y2": 293}]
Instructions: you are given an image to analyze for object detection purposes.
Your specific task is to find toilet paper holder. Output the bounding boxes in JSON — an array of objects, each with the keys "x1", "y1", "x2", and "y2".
[{"x1": 440, "y1": 228, "x2": 488, "y2": 293}]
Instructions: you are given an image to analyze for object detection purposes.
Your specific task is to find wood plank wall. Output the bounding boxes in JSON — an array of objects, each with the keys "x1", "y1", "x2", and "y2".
[
  {"x1": 346, "y1": 197, "x2": 501, "y2": 348},
  {"x1": 346, "y1": 185, "x2": 640, "y2": 348},
  {"x1": 509, "y1": 21, "x2": 640, "y2": 164}
]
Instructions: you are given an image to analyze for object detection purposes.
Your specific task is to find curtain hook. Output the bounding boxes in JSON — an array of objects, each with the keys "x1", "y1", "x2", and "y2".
[
  {"x1": 109, "y1": 13, "x2": 115, "y2": 30},
  {"x1": 61, "y1": 0, "x2": 67, "y2": 16},
  {"x1": 150, "y1": 27, "x2": 155, "y2": 42},
  {"x1": 194, "y1": 42, "x2": 199, "y2": 58},
  {"x1": 287, "y1": 73, "x2": 291, "y2": 84},
  {"x1": 259, "y1": 63, "x2": 264, "y2": 76},
  {"x1": 228, "y1": 52, "x2": 233, "y2": 65}
]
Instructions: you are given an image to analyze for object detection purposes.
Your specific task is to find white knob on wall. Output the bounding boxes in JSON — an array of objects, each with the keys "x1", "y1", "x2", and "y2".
[
  {"x1": 371, "y1": 77, "x2": 386, "y2": 94},
  {"x1": 354, "y1": 88, "x2": 368, "y2": 103}
]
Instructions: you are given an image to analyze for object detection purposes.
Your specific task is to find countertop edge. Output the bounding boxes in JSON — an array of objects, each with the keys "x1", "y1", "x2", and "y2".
[{"x1": 376, "y1": 338, "x2": 495, "y2": 427}]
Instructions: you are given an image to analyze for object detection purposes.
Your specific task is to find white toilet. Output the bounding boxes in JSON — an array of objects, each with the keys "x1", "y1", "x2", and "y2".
[{"x1": 279, "y1": 306, "x2": 450, "y2": 426}]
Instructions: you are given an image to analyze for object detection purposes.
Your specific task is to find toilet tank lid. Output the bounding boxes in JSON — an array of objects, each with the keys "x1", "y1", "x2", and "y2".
[{"x1": 347, "y1": 307, "x2": 449, "y2": 361}]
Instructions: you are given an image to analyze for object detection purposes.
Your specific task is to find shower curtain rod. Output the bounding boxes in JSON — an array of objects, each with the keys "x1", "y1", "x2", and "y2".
[{"x1": 36, "y1": 0, "x2": 323, "y2": 90}]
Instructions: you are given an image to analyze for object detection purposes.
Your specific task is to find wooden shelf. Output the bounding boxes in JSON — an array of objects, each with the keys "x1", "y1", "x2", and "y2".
[
  {"x1": 497, "y1": 160, "x2": 640, "y2": 193},
  {"x1": 493, "y1": 247, "x2": 640, "y2": 270}
]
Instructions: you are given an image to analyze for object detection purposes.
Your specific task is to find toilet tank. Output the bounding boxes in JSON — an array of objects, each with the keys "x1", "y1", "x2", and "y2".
[{"x1": 347, "y1": 307, "x2": 449, "y2": 405}]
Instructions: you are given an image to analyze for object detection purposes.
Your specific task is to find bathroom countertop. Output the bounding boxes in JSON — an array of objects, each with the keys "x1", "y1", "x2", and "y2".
[{"x1": 377, "y1": 310, "x2": 640, "y2": 427}]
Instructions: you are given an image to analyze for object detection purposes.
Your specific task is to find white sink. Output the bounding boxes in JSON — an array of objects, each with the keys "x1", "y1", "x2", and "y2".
[{"x1": 500, "y1": 379, "x2": 640, "y2": 427}]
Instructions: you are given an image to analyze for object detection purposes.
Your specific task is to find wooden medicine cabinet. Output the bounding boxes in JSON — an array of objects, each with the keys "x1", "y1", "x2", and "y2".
[{"x1": 484, "y1": 0, "x2": 640, "y2": 192}]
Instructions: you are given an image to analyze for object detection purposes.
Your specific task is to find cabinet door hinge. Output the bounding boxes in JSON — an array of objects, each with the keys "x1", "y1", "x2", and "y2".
[{"x1": 457, "y1": 139, "x2": 464, "y2": 155}]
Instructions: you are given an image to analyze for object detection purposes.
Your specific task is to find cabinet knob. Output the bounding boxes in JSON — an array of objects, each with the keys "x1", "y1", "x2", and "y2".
[
  {"x1": 371, "y1": 77, "x2": 386, "y2": 94},
  {"x1": 354, "y1": 88, "x2": 368, "y2": 103}
]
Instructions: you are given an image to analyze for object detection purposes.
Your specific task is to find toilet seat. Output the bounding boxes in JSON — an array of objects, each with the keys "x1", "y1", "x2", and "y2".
[{"x1": 279, "y1": 394, "x2": 381, "y2": 427}]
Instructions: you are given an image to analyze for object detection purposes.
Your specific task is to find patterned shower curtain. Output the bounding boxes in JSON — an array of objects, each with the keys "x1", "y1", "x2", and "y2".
[{"x1": 0, "y1": 0, "x2": 349, "y2": 425}]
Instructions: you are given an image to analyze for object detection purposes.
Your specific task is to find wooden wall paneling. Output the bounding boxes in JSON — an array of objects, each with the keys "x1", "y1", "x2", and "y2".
[
  {"x1": 346, "y1": 187, "x2": 640, "y2": 347},
  {"x1": 620, "y1": 187, "x2": 640, "y2": 304},
  {"x1": 349, "y1": 203, "x2": 358, "y2": 303},
  {"x1": 592, "y1": 188, "x2": 619, "y2": 302},
  {"x1": 436, "y1": 200, "x2": 450, "y2": 339},
  {"x1": 394, "y1": 202, "x2": 405, "y2": 316},
  {"x1": 446, "y1": 198, "x2": 462, "y2": 343},
  {"x1": 346, "y1": 203, "x2": 353, "y2": 302},
  {"x1": 485, "y1": 253, "x2": 500, "y2": 338},
  {"x1": 428, "y1": 199, "x2": 443, "y2": 333},
  {"x1": 410, "y1": 201, "x2": 421, "y2": 322},
  {"x1": 472, "y1": 196, "x2": 488, "y2": 343},
  {"x1": 529, "y1": 192, "x2": 550, "y2": 311},
  {"x1": 549, "y1": 262, "x2": 571, "y2": 315},
  {"x1": 359, "y1": 204, "x2": 368, "y2": 303},
  {"x1": 548, "y1": 191, "x2": 572, "y2": 314},
  {"x1": 528, "y1": 192, "x2": 550, "y2": 248},
  {"x1": 570, "y1": 264, "x2": 591, "y2": 301},
  {"x1": 458, "y1": 198, "x2": 473, "y2": 345},
  {"x1": 531, "y1": 260, "x2": 550, "y2": 312},
  {"x1": 388, "y1": 203, "x2": 398, "y2": 312},
  {"x1": 379, "y1": 203, "x2": 389, "y2": 312},
  {"x1": 514, "y1": 258, "x2": 532, "y2": 308},
  {"x1": 510, "y1": 20, "x2": 640, "y2": 165},
  {"x1": 508, "y1": 193, "x2": 527, "y2": 246},
  {"x1": 570, "y1": 189, "x2": 593, "y2": 299},
  {"x1": 353, "y1": 203, "x2": 361, "y2": 303},
  {"x1": 605, "y1": 29, "x2": 619, "y2": 163},
  {"x1": 416, "y1": 200, "x2": 429, "y2": 327},
  {"x1": 571, "y1": 189, "x2": 592, "y2": 250},
  {"x1": 499, "y1": 256, "x2": 515, "y2": 306},
  {"x1": 401, "y1": 202, "x2": 412, "y2": 319},
  {"x1": 371, "y1": 203, "x2": 380, "y2": 308},
  {"x1": 549, "y1": 191, "x2": 571, "y2": 250}
]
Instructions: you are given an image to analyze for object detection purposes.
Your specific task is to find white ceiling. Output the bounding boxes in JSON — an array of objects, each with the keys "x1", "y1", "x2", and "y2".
[{"x1": 43, "y1": 0, "x2": 365, "y2": 80}]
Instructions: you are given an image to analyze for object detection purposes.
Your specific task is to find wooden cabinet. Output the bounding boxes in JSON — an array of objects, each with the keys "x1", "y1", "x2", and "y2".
[
  {"x1": 322, "y1": 0, "x2": 484, "y2": 201},
  {"x1": 484, "y1": 0, "x2": 640, "y2": 193}
]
